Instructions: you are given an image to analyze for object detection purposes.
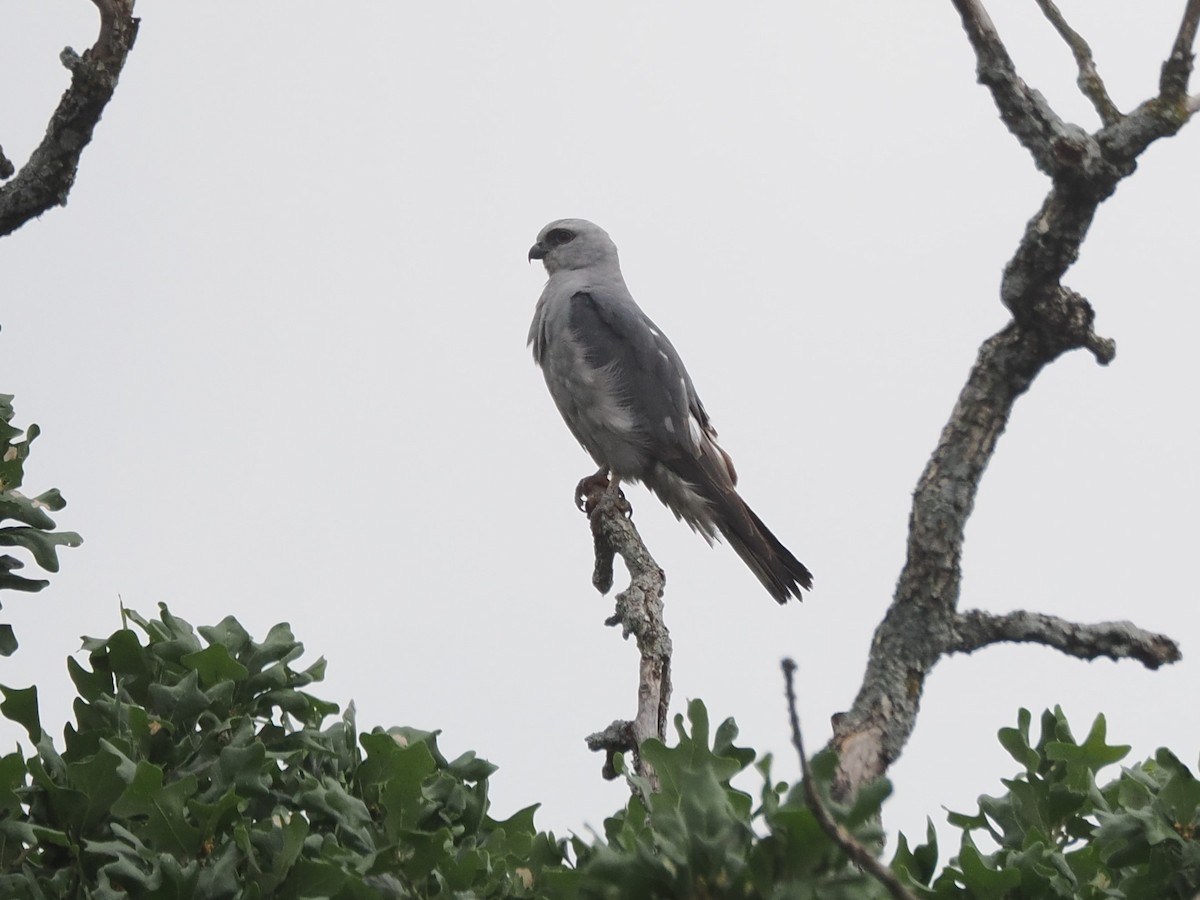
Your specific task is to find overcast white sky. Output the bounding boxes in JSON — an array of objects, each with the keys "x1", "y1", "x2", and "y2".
[{"x1": 2, "y1": 0, "x2": 1197, "y2": 853}]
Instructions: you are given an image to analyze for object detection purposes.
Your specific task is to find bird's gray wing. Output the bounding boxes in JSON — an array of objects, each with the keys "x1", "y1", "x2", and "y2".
[
  {"x1": 568, "y1": 290, "x2": 812, "y2": 602},
  {"x1": 567, "y1": 290, "x2": 706, "y2": 458},
  {"x1": 567, "y1": 289, "x2": 738, "y2": 536}
]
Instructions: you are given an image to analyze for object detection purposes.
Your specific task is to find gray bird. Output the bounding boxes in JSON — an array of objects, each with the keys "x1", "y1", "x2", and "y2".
[{"x1": 527, "y1": 218, "x2": 812, "y2": 603}]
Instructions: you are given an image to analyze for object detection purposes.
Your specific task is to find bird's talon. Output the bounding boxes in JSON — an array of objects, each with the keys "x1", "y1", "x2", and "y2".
[{"x1": 575, "y1": 472, "x2": 612, "y2": 514}]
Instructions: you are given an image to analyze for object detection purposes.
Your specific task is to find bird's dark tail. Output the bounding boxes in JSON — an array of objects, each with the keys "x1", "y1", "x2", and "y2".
[
  {"x1": 718, "y1": 496, "x2": 812, "y2": 603},
  {"x1": 648, "y1": 452, "x2": 812, "y2": 603}
]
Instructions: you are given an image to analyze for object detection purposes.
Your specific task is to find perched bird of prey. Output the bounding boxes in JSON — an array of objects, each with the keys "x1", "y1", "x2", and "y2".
[{"x1": 527, "y1": 218, "x2": 812, "y2": 603}]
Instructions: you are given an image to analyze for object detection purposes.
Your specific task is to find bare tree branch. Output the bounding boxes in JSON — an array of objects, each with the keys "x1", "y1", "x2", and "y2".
[
  {"x1": 1033, "y1": 0, "x2": 1122, "y2": 125},
  {"x1": 1093, "y1": 2, "x2": 1200, "y2": 167},
  {"x1": 948, "y1": 0, "x2": 1066, "y2": 176},
  {"x1": 1161, "y1": 0, "x2": 1200, "y2": 101},
  {"x1": 579, "y1": 481, "x2": 672, "y2": 789},
  {"x1": 827, "y1": 3, "x2": 1190, "y2": 802},
  {"x1": 950, "y1": 610, "x2": 1181, "y2": 668},
  {"x1": 0, "y1": 0, "x2": 139, "y2": 235},
  {"x1": 782, "y1": 660, "x2": 918, "y2": 900},
  {"x1": 90, "y1": 0, "x2": 138, "y2": 62}
]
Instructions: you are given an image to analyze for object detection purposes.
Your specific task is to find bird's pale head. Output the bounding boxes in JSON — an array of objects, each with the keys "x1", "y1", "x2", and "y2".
[{"x1": 528, "y1": 218, "x2": 619, "y2": 274}]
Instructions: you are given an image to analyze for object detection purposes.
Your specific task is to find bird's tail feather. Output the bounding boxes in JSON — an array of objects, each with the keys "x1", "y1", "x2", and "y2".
[
  {"x1": 647, "y1": 452, "x2": 812, "y2": 603},
  {"x1": 718, "y1": 497, "x2": 813, "y2": 603}
]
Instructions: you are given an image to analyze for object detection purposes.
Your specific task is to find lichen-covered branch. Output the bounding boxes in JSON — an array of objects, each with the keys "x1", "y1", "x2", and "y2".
[
  {"x1": 0, "y1": 0, "x2": 139, "y2": 236},
  {"x1": 579, "y1": 481, "x2": 672, "y2": 788},
  {"x1": 828, "y1": 2, "x2": 1192, "y2": 801},
  {"x1": 951, "y1": 610, "x2": 1180, "y2": 669},
  {"x1": 1161, "y1": 0, "x2": 1200, "y2": 101},
  {"x1": 1033, "y1": 0, "x2": 1122, "y2": 125},
  {"x1": 948, "y1": 0, "x2": 1066, "y2": 176}
]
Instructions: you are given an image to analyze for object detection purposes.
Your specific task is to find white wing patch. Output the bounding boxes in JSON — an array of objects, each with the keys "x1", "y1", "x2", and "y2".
[
  {"x1": 664, "y1": 416, "x2": 675, "y2": 434},
  {"x1": 589, "y1": 360, "x2": 636, "y2": 433}
]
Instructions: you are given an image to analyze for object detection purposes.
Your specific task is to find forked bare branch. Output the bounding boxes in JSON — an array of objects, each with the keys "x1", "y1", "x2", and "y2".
[{"x1": 827, "y1": 1, "x2": 1189, "y2": 801}]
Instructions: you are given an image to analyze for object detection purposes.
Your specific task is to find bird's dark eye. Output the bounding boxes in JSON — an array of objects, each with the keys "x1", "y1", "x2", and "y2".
[{"x1": 546, "y1": 228, "x2": 576, "y2": 246}]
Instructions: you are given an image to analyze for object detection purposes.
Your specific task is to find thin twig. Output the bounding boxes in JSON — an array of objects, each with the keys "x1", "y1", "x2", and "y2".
[
  {"x1": 1033, "y1": 0, "x2": 1121, "y2": 125},
  {"x1": 782, "y1": 660, "x2": 919, "y2": 900}
]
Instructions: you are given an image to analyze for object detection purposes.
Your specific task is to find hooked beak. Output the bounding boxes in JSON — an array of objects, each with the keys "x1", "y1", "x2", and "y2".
[{"x1": 527, "y1": 242, "x2": 547, "y2": 263}]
